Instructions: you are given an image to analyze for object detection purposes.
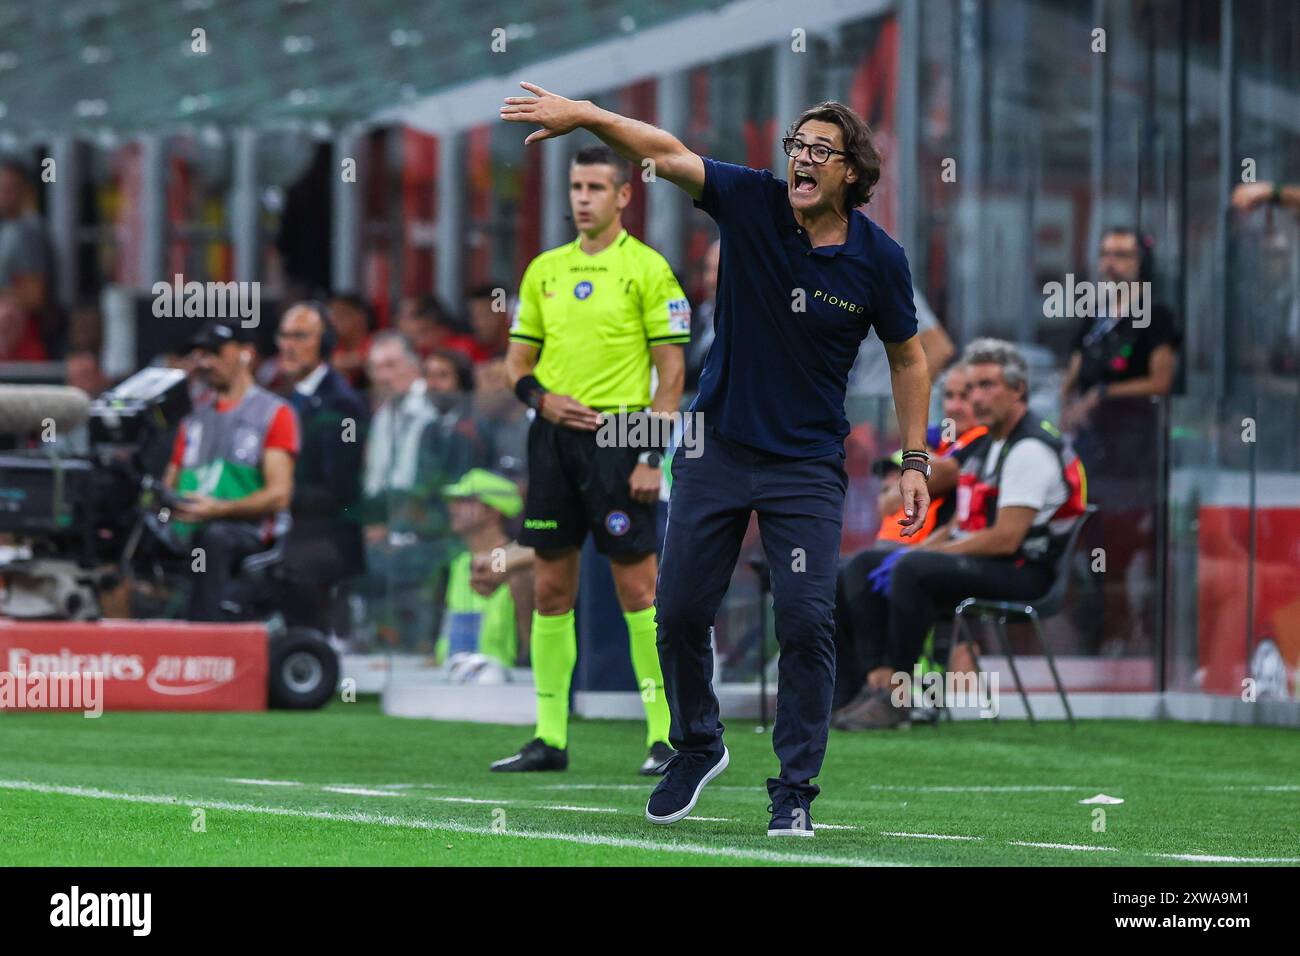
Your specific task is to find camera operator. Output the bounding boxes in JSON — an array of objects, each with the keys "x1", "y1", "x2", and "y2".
[
  {"x1": 164, "y1": 322, "x2": 299, "y2": 622},
  {"x1": 274, "y1": 301, "x2": 368, "y2": 632}
]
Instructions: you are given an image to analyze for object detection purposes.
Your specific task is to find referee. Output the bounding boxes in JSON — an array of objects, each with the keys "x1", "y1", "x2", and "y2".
[
  {"x1": 493, "y1": 145, "x2": 691, "y2": 775},
  {"x1": 502, "y1": 85, "x2": 932, "y2": 834}
]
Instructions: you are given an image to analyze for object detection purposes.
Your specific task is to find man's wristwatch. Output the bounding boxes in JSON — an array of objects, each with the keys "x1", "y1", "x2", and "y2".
[
  {"x1": 638, "y1": 451, "x2": 664, "y2": 469},
  {"x1": 901, "y1": 457, "x2": 931, "y2": 481}
]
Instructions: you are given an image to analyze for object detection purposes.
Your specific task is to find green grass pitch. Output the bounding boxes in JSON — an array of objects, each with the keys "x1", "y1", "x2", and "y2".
[{"x1": 1, "y1": 697, "x2": 1297, "y2": 866}]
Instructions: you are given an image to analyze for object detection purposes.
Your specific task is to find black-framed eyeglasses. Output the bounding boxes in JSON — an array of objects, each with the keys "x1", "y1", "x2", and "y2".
[{"x1": 782, "y1": 137, "x2": 848, "y2": 165}]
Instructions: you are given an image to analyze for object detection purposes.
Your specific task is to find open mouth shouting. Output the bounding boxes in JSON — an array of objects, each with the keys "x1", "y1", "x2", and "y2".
[{"x1": 791, "y1": 168, "x2": 819, "y2": 201}]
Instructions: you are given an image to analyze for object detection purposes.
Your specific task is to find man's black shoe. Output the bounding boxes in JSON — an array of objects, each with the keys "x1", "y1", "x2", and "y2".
[
  {"x1": 645, "y1": 746, "x2": 729, "y2": 824},
  {"x1": 639, "y1": 741, "x2": 676, "y2": 776},
  {"x1": 490, "y1": 737, "x2": 568, "y2": 772},
  {"x1": 767, "y1": 795, "x2": 815, "y2": 837}
]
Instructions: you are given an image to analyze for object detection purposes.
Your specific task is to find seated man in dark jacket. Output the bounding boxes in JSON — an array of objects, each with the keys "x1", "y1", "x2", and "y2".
[{"x1": 274, "y1": 301, "x2": 369, "y2": 632}]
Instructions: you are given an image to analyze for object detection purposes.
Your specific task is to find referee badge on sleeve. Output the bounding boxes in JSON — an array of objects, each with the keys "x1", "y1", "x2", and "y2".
[{"x1": 667, "y1": 298, "x2": 691, "y2": 333}]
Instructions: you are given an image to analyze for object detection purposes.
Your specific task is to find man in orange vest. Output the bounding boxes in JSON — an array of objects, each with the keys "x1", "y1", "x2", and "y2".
[{"x1": 832, "y1": 362, "x2": 986, "y2": 712}]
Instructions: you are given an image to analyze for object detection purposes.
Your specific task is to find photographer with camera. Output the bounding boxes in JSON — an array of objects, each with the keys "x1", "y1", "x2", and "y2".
[{"x1": 163, "y1": 322, "x2": 299, "y2": 622}]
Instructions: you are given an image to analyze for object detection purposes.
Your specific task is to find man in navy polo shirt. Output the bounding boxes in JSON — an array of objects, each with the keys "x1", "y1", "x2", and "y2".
[{"x1": 502, "y1": 83, "x2": 933, "y2": 836}]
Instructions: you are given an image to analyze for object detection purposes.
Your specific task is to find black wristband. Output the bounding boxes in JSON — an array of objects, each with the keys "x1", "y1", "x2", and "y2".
[{"x1": 514, "y1": 374, "x2": 547, "y2": 410}]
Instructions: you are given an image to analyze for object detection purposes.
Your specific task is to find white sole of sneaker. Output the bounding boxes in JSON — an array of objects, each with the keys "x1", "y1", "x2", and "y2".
[
  {"x1": 767, "y1": 827, "x2": 816, "y2": 838},
  {"x1": 645, "y1": 746, "x2": 729, "y2": 825}
]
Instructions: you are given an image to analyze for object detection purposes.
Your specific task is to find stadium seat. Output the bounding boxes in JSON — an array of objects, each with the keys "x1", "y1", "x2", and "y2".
[{"x1": 950, "y1": 505, "x2": 1099, "y2": 728}]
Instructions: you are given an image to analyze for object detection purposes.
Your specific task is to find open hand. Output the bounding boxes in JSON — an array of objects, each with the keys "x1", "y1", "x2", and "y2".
[{"x1": 500, "y1": 82, "x2": 589, "y2": 145}]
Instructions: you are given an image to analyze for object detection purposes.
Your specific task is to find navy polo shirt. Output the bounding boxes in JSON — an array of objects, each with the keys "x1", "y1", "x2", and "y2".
[{"x1": 691, "y1": 157, "x2": 917, "y2": 458}]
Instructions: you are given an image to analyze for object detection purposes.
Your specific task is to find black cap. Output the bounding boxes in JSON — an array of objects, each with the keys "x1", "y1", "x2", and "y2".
[{"x1": 187, "y1": 322, "x2": 247, "y2": 352}]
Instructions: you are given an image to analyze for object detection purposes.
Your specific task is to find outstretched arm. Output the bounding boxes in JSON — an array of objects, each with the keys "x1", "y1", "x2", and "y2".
[{"x1": 501, "y1": 82, "x2": 705, "y2": 201}]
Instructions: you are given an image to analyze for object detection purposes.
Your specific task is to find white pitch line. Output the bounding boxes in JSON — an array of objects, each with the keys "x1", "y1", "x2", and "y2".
[
  {"x1": 227, "y1": 778, "x2": 302, "y2": 787},
  {"x1": 536, "y1": 783, "x2": 1099, "y2": 794},
  {"x1": 428, "y1": 796, "x2": 504, "y2": 805},
  {"x1": 865, "y1": 785, "x2": 1095, "y2": 793},
  {"x1": 12, "y1": 778, "x2": 1287, "y2": 866},
  {"x1": 1218, "y1": 785, "x2": 1300, "y2": 792},
  {"x1": 536, "y1": 783, "x2": 672, "y2": 791},
  {"x1": 1151, "y1": 853, "x2": 1300, "y2": 864},
  {"x1": 0, "y1": 779, "x2": 901, "y2": 867},
  {"x1": 883, "y1": 832, "x2": 980, "y2": 841},
  {"x1": 685, "y1": 816, "x2": 732, "y2": 822},
  {"x1": 322, "y1": 786, "x2": 401, "y2": 797},
  {"x1": 542, "y1": 805, "x2": 620, "y2": 813},
  {"x1": 1009, "y1": 841, "x2": 1118, "y2": 852},
  {"x1": 813, "y1": 823, "x2": 858, "y2": 831}
]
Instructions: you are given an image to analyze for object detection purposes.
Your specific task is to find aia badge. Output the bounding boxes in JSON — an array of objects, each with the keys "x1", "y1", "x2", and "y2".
[
  {"x1": 667, "y1": 298, "x2": 691, "y2": 333},
  {"x1": 574, "y1": 280, "x2": 594, "y2": 300},
  {"x1": 605, "y1": 510, "x2": 631, "y2": 536}
]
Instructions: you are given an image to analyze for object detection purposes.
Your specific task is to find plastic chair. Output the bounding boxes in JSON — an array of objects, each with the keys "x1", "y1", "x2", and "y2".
[{"x1": 951, "y1": 505, "x2": 1098, "y2": 727}]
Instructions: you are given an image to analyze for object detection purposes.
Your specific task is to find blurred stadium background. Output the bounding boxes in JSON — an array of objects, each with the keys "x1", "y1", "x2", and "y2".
[{"x1": 0, "y1": 0, "x2": 1298, "y2": 722}]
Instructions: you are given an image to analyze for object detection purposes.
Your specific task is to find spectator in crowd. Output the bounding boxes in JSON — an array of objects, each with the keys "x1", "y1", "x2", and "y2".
[
  {"x1": 832, "y1": 339, "x2": 1086, "y2": 730},
  {"x1": 164, "y1": 322, "x2": 298, "y2": 622},
  {"x1": 1059, "y1": 227, "x2": 1178, "y2": 655},
  {"x1": 425, "y1": 346, "x2": 475, "y2": 400},
  {"x1": 0, "y1": 160, "x2": 56, "y2": 356},
  {"x1": 872, "y1": 362, "x2": 987, "y2": 546},
  {"x1": 468, "y1": 356, "x2": 530, "y2": 478},
  {"x1": 435, "y1": 469, "x2": 535, "y2": 670},
  {"x1": 396, "y1": 294, "x2": 479, "y2": 362},
  {"x1": 832, "y1": 363, "x2": 988, "y2": 712},
  {"x1": 684, "y1": 239, "x2": 719, "y2": 393},
  {"x1": 466, "y1": 283, "x2": 512, "y2": 363},
  {"x1": 361, "y1": 331, "x2": 470, "y2": 649},
  {"x1": 328, "y1": 292, "x2": 375, "y2": 391},
  {"x1": 66, "y1": 300, "x2": 103, "y2": 355},
  {"x1": 1059, "y1": 228, "x2": 1178, "y2": 433},
  {"x1": 424, "y1": 345, "x2": 488, "y2": 460},
  {"x1": 0, "y1": 290, "x2": 46, "y2": 361},
  {"x1": 273, "y1": 301, "x2": 369, "y2": 634},
  {"x1": 65, "y1": 350, "x2": 108, "y2": 397}
]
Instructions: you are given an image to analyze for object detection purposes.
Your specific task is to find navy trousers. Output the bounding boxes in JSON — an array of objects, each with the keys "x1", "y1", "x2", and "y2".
[{"x1": 655, "y1": 427, "x2": 847, "y2": 806}]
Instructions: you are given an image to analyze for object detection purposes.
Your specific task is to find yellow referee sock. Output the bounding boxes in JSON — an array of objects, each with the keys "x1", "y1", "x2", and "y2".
[
  {"x1": 531, "y1": 610, "x2": 577, "y2": 749},
  {"x1": 625, "y1": 606, "x2": 671, "y2": 747}
]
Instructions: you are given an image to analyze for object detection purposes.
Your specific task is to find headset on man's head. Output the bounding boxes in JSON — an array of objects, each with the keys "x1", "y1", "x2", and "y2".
[{"x1": 287, "y1": 299, "x2": 338, "y2": 359}]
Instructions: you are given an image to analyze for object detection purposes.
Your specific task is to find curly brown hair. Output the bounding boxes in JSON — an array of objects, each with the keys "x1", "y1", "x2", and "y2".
[{"x1": 788, "y1": 101, "x2": 882, "y2": 211}]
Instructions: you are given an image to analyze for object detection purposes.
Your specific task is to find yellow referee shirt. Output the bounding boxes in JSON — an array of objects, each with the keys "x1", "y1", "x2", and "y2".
[{"x1": 509, "y1": 229, "x2": 691, "y2": 410}]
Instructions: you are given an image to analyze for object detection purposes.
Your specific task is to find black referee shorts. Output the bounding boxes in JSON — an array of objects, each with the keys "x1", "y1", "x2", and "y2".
[{"x1": 519, "y1": 414, "x2": 658, "y2": 557}]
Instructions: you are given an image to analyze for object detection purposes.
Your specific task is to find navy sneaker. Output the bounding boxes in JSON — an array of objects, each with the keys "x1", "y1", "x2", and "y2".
[
  {"x1": 767, "y1": 796, "x2": 814, "y2": 837},
  {"x1": 645, "y1": 746, "x2": 729, "y2": 825}
]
